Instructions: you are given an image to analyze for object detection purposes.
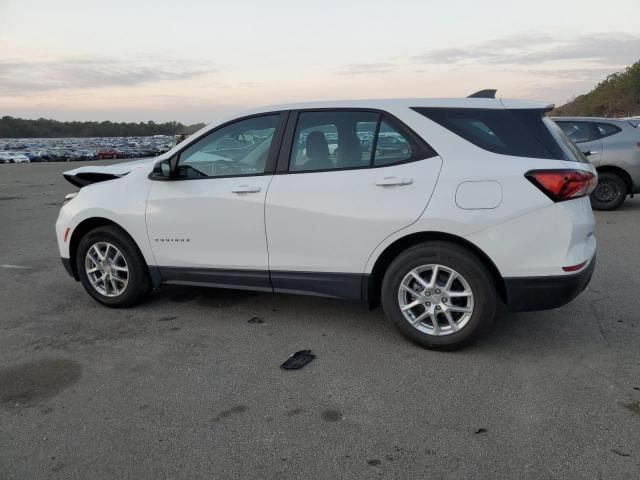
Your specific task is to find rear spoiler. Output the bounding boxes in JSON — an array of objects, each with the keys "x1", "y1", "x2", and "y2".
[{"x1": 468, "y1": 89, "x2": 497, "y2": 99}]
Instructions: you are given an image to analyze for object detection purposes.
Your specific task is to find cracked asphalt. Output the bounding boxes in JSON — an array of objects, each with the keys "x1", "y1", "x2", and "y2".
[{"x1": 0, "y1": 161, "x2": 639, "y2": 479}]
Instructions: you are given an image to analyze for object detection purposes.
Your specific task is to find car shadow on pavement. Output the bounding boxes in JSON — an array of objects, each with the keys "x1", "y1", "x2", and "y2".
[{"x1": 143, "y1": 284, "x2": 598, "y2": 357}]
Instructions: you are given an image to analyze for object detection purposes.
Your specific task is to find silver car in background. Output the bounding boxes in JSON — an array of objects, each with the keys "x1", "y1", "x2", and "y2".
[{"x1": 553, "y1": 117, "x2": 640, "y2": 210}]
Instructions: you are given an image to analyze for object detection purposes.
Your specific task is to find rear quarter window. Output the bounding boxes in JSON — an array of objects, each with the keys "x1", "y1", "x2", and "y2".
[
  {"x1": 595, "y1": 123, "x2": 622, "y2": 139},
  {"x1": 413, "y1": 107, "x2": 578, "y2": 161}
]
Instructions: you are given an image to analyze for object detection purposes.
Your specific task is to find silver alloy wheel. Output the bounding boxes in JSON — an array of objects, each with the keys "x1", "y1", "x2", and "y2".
[
  {"x1": 85, "y1": 242, "x2": 129, "y2": 297},
  {"x1": 397, "y1": 264, "x2": 474, "y2": 336}
]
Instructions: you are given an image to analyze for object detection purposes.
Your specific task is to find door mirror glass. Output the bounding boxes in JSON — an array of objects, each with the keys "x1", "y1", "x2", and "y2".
[{"x1": 151, "y1": 159, "x2": 172, "y2": 179}]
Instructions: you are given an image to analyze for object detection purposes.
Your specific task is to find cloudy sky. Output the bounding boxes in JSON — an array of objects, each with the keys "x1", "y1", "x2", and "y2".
[{"x1": 1, "y1": 0, "x2": 639, "y2": 123}]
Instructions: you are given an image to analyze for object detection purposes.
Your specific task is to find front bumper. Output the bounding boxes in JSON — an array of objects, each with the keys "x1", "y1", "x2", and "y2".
[
  {"x1": 504, "y1": 255, "x2": 596, "y2": 312},
  {"x1": 61, "y1": 257, "x2": 77, "y2": 280}
]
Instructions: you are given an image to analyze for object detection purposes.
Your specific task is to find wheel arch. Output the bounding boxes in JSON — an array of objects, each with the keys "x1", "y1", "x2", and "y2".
[
  {"x1": 596, "y1": 165, "x2": 632, "y2": 192},
  {"x1": 364, "y1": 231, "x2": 506, "y2": 308},
  {"x1": 68, "y1": 217, "x2": 150, "y2": 282}
]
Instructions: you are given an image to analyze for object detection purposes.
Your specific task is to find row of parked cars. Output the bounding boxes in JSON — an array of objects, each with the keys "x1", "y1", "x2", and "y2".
[{"x1": 0, "y1": 135, "x2": 175, "y2": 164}]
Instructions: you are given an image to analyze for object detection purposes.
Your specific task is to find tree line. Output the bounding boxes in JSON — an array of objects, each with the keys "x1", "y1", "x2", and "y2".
[
  {"x1": 553, "y1": 61, "x2": 640, "y2": 117},
  {"x1": 0, "y1": 117, "x2": 206, "y2": 138}
]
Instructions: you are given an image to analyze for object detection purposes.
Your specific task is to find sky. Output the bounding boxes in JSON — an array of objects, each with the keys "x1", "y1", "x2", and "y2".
[{"x1": 1, "y1": 0, "x2": 639, "y2": 123}]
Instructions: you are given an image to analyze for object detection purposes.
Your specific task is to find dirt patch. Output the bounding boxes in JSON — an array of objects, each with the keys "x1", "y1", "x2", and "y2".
[
  {"x1": 623, "y1": 401, "x2": 640, "y2": 415},
  {"x1": 0, "y1": 359, "x2": 81, "y2": 409},
  {"x1": 285, "y1": 407, "x2": 304, "y2": 417},
  {"x1": 321, "y1": 409, "x2": 342, "y2": 422},
  {"x1": 211, "y1": 405, "x2": 249, "y2": 423},
  {"x1": 0, "y1": 196, "x2": 24, "y2": 201},
  {"x1": 24, "y1": 321, "x2": 145, "y2": 351}
]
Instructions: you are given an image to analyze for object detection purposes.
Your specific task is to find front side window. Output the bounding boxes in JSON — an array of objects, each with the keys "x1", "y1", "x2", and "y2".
[
  {"x1": 176, "y1": 115, "x2": 279, "y2": 179},
  {"x1": 290, "y1": 111, "x2": 378, "y2": 172}
]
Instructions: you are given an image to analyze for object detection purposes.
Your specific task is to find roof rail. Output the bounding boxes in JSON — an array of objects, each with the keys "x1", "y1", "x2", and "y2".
[{"x1": 467, "y1": 89, "x2": 497, "y2": 99}]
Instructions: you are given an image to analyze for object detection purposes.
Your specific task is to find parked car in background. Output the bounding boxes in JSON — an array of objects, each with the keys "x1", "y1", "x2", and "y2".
[
  {"x1": 57, "y1": 93, "x2": 597, "y2": 350},
  {"x1": 0, "y1": 151, "x2": 30, "y2": 163},
  {"x1": 97, "y1": 149, "x2": 120, "y2": 159},
  {"x1": 376, "y1": 133, "x2": 412, "y2": 159},
  {"x1": 553, "y1": 117, "x2": 640, "y2": 210}
]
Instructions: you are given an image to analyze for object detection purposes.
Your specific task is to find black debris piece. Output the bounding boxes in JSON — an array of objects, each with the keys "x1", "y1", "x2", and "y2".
[
  {"x1": 247, "y1": 316, "x2": 265, "y2": 325},
  {"x1": 610, "y1": 449, "x2": 630, "y2": 457},
  {"x1": 281, "y1": 350, "x2": 315, "y2": 370},
  {"x1": 474, "y1": 428, "x2": 488, "y2": 434}
]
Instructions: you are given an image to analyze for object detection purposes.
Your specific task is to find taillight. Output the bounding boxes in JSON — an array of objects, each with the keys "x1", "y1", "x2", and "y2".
[{"x1": 525, "y1": 169, "x2": 597, "y2": 202}]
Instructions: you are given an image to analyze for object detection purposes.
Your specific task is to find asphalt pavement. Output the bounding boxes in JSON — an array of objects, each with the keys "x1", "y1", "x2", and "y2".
[{"x1": 0, "y1": 161, "x2": 638, "y2": 479}]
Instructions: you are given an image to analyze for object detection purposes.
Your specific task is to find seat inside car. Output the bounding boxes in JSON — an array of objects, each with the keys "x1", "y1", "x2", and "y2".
[
  {"x1": 336, "y1": 134, "x2": 365, "y2": 168},
  {"x1": 303, "y1": 131, "x2": 333, "y2": 171}
]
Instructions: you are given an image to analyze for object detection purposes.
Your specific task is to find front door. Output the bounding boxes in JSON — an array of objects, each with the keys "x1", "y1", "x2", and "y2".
[{"x1": 146, "y1": 113, "x2": 285, "y2": 289}]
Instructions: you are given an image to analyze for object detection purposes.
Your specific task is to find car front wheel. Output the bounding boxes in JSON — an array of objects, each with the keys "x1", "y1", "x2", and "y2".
[
  {"x1": 76, "y1": 225, "x2": 151, "y2": 307},
  {"x1": 381, "y1": 242, "x2": 496, "y2": 350}
]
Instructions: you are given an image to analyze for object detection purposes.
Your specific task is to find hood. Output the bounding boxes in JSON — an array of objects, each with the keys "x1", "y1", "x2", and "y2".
[{"x1": 63, "y1": 157, "x2": 160, "y2": 187}]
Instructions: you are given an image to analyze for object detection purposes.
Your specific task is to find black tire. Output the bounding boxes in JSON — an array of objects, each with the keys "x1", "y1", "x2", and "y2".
[
  {"x1": 76, "y1": 225, "x2": 151, "y2": 307},
  {"x1": 590, "y1": 172, "x2": 627, "y2": 211},
  {"x1": 381, "y1": 242, "x2": 496, "y2": 350}
]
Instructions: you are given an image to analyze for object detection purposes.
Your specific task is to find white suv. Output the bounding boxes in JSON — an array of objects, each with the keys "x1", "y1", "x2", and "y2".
[{"x1": 56, "y1": 92, "x2": 597, "y2": 349}]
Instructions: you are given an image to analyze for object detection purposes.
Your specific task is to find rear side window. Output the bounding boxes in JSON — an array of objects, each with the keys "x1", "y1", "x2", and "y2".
[
  {"x1": 413, "y1": 107, "x2": 576, "y2": 161},
  {"x1": 288, "y1": 111, "x2": 437, "y2": 172},
  {"x1": 289, "y1": 111, "x2": 377, "y2": 171},
  {"x1": 374, "y1": 120, "x2": 413, "y2": 166},
  {"x1": 556, "y1": 121, "x2": 597, "y2": 143},
  {"x1": 595, "y1": 123, "x2": 621, "y2": 138}
]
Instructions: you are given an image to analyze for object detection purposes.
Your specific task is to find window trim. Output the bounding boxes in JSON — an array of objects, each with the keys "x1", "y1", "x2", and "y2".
[
  {"x1": 275, "y1": 108, "x2": 438, "y2": 174},
  {"x1": 150, "y1": 111, "x2": 289, "y2": 181}
]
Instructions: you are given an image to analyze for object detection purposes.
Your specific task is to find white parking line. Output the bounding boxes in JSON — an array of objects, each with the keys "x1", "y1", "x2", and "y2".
[{"x1": 1, "y1": 264, "x2": 31, "y2": 269}]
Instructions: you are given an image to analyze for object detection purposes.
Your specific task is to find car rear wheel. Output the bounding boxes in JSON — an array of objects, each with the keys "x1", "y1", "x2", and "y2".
[
  {"x1": 381, "y1": 242, "x2": 496, "y2": 350},
  {"x1": 590, "y1": 172, "x2": 627, "y2": 211},
  {"x1": 76, "y1": 225, "x2": 151, "y2": 307}
]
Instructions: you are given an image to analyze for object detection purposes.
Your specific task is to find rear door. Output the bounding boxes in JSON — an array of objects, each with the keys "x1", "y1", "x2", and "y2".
[
  {"x1": 264, "y1": 109, "x2": 442, "y2": 298},
  {"x1": 555, "y1": 121, "x2": 603, "y2": 164}
]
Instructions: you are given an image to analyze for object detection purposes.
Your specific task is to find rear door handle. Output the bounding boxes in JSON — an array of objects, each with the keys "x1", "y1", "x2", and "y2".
[
  {"x1": 375, "y1": 177, "x2": 413, "y2": 187},
  {"x1": 231, "y1": 185, "x2": 261, "y2": 193}
]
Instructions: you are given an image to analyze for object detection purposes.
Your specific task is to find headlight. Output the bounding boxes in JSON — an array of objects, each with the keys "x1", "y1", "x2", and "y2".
[{"x1": 63, "y1": 192, "x2": 78, "y2": 205}]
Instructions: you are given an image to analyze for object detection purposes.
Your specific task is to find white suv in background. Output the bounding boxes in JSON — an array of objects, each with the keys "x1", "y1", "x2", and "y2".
[{"x1": 56, "y1": 91, "x2": 597, "y2": 349}]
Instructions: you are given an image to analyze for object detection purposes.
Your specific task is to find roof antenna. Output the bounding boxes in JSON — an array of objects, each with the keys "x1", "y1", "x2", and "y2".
[{"x1": 467, "y1": 89, "x2": 497, "y2": 99}]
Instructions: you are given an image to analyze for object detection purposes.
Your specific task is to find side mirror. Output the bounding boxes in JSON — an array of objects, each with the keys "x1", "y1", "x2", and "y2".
[{"x1": 151, "y1": 159, "x2": 172, "y2": 179}]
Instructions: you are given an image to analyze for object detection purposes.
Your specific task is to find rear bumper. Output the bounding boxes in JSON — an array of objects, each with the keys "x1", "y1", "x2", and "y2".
[{"x1": 504, "y1": 255, "x2": 596, "y2": 312}]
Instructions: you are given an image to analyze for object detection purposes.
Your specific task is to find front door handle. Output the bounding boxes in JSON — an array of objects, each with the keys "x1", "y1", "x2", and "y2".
[
  {"x1": 232, "y1": 185, "x2": 261, "y2": 194},
  {"x1": 582, "y1": 150, "x2": 597, "y2": 157},
  {"x1": 375, "y1": 177, "x2": 413, "y2": 187}
]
